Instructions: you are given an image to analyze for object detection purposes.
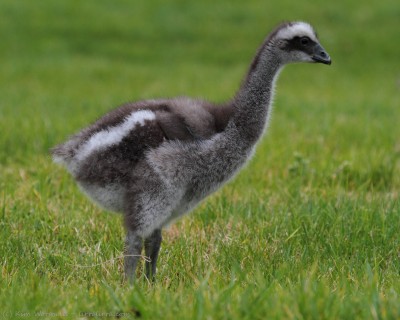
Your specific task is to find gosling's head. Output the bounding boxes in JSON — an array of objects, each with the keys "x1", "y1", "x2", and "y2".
[{"x1": 269, "y1": 21, "x2": 332, "y2": 65}]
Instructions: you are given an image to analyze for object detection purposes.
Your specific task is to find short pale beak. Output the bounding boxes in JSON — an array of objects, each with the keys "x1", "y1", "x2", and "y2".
[{"x1": 312, "y1": 43, "x2": 331, "y2": 65}]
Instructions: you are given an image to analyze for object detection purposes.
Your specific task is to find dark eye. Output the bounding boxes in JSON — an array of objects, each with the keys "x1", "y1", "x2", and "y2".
[{"x1": 300, "y1": 37, "x2": 310, "y2": 45}]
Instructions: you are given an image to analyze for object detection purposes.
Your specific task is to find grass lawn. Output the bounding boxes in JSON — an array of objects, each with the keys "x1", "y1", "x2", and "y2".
[{"x1": 1, "y1": 0, "x2": 399, "y2": 319}]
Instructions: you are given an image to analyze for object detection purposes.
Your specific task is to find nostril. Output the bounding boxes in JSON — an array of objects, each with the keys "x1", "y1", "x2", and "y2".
[{"x1": 320, "y1": 51, "x2": 327, "y2": 57}]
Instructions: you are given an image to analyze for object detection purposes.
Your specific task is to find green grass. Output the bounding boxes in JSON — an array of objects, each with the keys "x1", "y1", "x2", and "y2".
[{"x1": 1, "y1": 0, "x2": 400, "y2": 319}]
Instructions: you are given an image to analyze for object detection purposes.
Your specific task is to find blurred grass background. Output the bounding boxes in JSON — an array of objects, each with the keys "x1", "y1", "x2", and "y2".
[{"x1": 1, "y1": 0, "x2": 399, "y2": 319}]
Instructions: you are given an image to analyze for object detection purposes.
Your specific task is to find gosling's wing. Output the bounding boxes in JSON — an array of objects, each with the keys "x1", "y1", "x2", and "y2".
[{"x1": 51, "y1": 99, "x2": 221, "y2": 180}]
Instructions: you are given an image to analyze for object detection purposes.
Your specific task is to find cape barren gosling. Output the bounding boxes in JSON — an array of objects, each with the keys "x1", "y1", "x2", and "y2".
[{"x1": 52, "y1": 21, "x2": 331, "y2": 281}]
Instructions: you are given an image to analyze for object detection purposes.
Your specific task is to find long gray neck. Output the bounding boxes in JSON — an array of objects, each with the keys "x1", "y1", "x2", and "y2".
[{"x1": 228, "y1": 42, "x2": 283, "y2": 148}]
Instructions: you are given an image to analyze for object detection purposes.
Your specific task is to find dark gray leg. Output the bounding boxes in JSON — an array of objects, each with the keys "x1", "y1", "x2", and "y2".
[
  {"x1": 144, "y1": 229, "x2": 162, "y2": 281},
  {"x1": 124, "y1": 229, "x2": 143, "y2": 282}
]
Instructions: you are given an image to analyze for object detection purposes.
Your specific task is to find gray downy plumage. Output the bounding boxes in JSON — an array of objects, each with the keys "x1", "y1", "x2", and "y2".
[{"x1": 51, "y1": 21, "x2": 331, "y2": 281}]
